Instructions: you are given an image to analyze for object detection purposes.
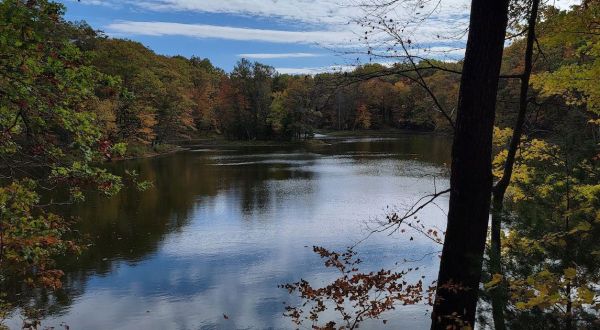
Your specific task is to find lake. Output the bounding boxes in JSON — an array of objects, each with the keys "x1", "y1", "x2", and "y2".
[{"x1": 6, "y1": 133, "x2": 451, "y2": 329}]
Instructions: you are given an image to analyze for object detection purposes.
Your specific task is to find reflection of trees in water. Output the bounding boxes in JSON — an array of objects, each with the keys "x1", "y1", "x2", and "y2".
[
  {"x1": 5, "y1": 148, "x2": 319, "y2": 316},
  {"x1": 5, "y1": 137, "x2": 451, "y2": 319},
  {"x1": 328, "y1": 134, "x2": 451, "y2": 165}
]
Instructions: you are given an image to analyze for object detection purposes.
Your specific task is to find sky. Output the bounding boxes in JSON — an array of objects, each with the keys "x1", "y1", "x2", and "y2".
[{"x1": 57, "y1": 0, "x2": 580, "y2": 74}]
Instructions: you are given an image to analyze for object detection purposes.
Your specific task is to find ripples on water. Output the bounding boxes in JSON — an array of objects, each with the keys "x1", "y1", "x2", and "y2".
[{"x1": 7, "y1": 133, "x2": 451, "y2": 329}]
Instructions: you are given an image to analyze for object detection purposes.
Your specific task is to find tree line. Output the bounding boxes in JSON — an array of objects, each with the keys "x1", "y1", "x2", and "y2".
[{"x1": 29, "y1": 21, "x2": 466, "y2": 148}]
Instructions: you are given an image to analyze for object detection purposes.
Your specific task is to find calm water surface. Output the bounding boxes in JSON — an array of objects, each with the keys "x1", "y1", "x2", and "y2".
[{"x1": 8, "y1": 133, "x2": 451, "y2": 329}]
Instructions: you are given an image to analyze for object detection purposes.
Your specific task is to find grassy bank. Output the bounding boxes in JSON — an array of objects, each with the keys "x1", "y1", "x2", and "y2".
[{"x1": 115, "y1": 143, "x2": 185, "y2": 160}]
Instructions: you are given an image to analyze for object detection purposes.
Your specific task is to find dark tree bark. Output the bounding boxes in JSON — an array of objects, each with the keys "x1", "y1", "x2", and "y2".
[
  {"x1": 489, "y1": 0, "x2": 541, "y2": 328},
  {"x1": 431, "y1": 0, "x2": 510, "y2": 328}
]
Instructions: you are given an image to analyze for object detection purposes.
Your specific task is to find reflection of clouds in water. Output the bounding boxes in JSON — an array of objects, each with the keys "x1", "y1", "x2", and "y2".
[
  {"x1": 7, "y1": 135, "x2": 452, "y2": 329},
  {"x1": 209, "y1": 152, "x2": 322, "y2": 160},
  {"x1": 210, "y1": 160, "x2": 312, "y2": 166},
  {"x1": 189, "y1": 149, "x2": 216, "y2": 152},
  {"x1": 338, "y1": 137, "x2": 401, "y2": 143},
  {"x1": 341, "y1": 152, "x2": 402, "y2": 157},
  {"x1": 32, "y1": 239, "x2": 438, "y2": 329}
]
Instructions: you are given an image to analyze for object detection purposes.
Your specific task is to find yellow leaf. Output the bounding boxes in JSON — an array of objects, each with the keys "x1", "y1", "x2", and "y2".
[
  {"x1": 569, "y1": 221, "x2": 592, "y2": 234},
  {"x1": 564, "y1": 267, "x2": 577, "y2": 280},
  {"x1": 515, "y1": 302, "x2": 528, "y2": 310},
  {"x1": 485, "y1": 274, "x2": 504, "y2": 290},
  {"x1": 579, "y1": 222, "x2": 593, "y2": 231},
  {"x1": 578, "y1": 287, "x2": 595, "y2": 304}
]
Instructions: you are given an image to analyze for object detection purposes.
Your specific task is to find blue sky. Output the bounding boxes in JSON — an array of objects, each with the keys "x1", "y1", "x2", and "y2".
[
  {"x1": 60, "y1": 0, "x2": 372, "y2": 71},
  {"x1": 57, "y1": 0, "x2": 578, "y2": 74}
]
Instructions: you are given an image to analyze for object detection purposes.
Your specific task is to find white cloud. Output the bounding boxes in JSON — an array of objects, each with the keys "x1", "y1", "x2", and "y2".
[
  {"x1": 415, "y1": 46, "x2": 466, "y2": 59},
  {"x1": 131, "y1": 0, "x2": 360, "y2": 25},
  {"x1": 275, "y1": 62, "x2": 396, "y2": 75},
  {"x1": 553, "y1": 0, "x2": 583, "y2": 9},
  {"x1": 105, "y1": 20, "x2": 463, "y2": 50},
  {"x1": 81, "y1": 0, "x2": 582, "y2": 40},
  {"x1": 101, "y1": 0, "x2": 477, "y2": 45},
  {"x1": 237, "y1": 53, "x2": 324, "y2": 59},
  {"x1": 275, "y1": 65, "x2": 355, "y2": 75},
  {"x1": 68, "y1": 0, "x2": 120, "y2": 8},
  {"x1": 106, "y1": 21, "x2": 357, "y2": 45},
  {"x1": 95, "y1": 0, "x2": 581, "y2": 62}
]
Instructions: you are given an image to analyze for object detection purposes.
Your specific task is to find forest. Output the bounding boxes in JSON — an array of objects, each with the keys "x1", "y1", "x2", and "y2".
[
  {"x1": 0, "y1": 0, "x2": 599, "y2": 329},
  {"x1": 12, "y1": 25, "x2": 461, "y2": 147}
]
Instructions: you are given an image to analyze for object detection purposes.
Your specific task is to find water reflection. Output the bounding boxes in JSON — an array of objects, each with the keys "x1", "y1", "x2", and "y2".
[{"x1": 6, "y1": 133, "x2": 451, "y2": 329}]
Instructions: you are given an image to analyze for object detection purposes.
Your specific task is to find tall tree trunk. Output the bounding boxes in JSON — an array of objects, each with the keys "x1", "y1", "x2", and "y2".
[
  {"x1": 431, "y1": 0, "x2": 510, "y2": 328},
  {"x1": 489, "y1": 1, "x2": 540, "y2": 328}
]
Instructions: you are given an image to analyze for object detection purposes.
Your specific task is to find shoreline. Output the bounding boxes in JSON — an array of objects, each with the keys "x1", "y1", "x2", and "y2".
[
  {"x1": 111, "y1": 145, "x2": 187, "y2": 162},
  {"x1": 117, "y1": 128, "x2": 451, "y2": 161}
]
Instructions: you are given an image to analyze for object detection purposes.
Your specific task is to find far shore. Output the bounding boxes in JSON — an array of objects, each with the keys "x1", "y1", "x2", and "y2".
[{"x1": 118, "y1": 128, "x2": 451, "y2": 161}]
